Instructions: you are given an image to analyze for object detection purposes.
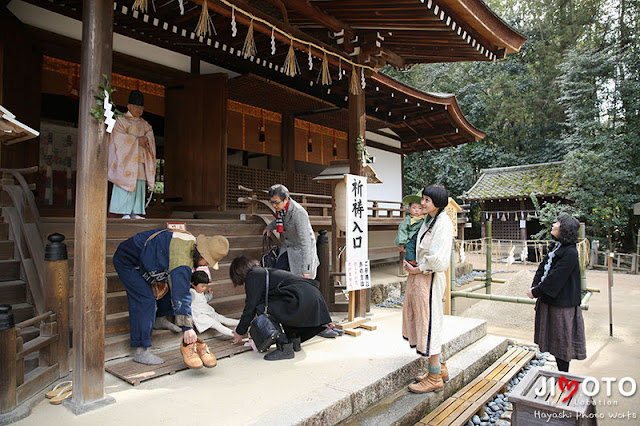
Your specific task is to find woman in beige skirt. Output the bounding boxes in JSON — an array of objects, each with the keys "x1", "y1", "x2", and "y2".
[{"x1": 403, "y1": 184, "x2": 453, "y2": 394}]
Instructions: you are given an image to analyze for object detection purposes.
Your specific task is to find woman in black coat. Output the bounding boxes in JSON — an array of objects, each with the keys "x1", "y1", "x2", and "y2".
[
  {"x1": 230, "y1": 255, "x2": 332, "y2": 360},
  {"x1": 526, "y1": 214, "x2": 586, "y2": 372}
]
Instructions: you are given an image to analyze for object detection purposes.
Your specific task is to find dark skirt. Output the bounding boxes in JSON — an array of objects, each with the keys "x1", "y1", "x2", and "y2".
[{"x1": 534, "y1": 300, "x2": 587, "y2": 361}]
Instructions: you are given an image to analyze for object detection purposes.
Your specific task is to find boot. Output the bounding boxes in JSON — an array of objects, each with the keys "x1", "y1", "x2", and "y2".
[
  {"x1": 195, "y1": 339, "x2": 217, "y2": 368},
  {"x1": 264, "y1": 342, "x2": 295, "y2": 361},
  {"x1": 291, "y1": 337, "x2": 301, "y2": 352},
  {"x1": 415, "y1": 363, "x2": 449, "y2": 383},
  {"x1": 181, "y1": 341, "x2": 203, "y2": 369},
  {"x1": 408, "y1": 372, "x2": 444, "y2": 394}
]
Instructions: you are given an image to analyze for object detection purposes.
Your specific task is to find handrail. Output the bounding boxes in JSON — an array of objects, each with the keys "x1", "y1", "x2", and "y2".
[
  {"x1": 0, "y1": 166, "x2": 41, "y2": 229},
  {"x1": 15, "y1": 311, "x2": 54, "y2": 332}
]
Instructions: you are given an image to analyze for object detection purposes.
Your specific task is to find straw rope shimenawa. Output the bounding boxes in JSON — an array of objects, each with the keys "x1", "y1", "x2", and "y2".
[
  {"x1": 319, "y1": 52, "x2": 332, "y2": 86},
  {"x1": 283, "y1": 39, "x2": 300, "y2": 77},
  {"x1": 195, "y1": 0, "x2": 217, "y2": 38},
  {"x1": 242, "y1": 19, "x2": 257, "y2": 59},
  {"x1": 349, "y1": 64, "x2": 361, "y2": 95}
]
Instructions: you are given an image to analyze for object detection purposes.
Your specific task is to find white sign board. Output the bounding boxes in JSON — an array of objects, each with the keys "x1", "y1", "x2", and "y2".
[{"x1": 345, "y1": 174, "x2": 371, "y2": 291}]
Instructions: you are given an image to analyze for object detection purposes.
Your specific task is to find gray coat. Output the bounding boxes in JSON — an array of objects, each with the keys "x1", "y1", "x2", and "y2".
[{"x1": 266, "y1": 199, "x2": 319, "y2": 279}]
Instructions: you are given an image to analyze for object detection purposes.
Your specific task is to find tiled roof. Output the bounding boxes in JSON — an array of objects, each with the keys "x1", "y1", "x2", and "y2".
[{"x1": 463, "y1": 161, "x2": 573, "y2": 201}]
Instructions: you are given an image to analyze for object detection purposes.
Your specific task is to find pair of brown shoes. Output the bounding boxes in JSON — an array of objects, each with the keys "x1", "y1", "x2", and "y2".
[{"x1": 181, "y1": 338, "x2": 217, "y2": 369}]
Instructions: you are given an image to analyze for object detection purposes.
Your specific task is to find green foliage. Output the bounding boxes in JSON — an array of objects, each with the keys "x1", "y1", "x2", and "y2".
[
  {"x1": 393, "y1": 0, "x2": 640, "y2": 248},
  {"x1": 529, "y1": 194, "x2": 581, "y2": 240},
  {"x1": 89, "y1": 74, "x2": 122, "y2": 120}
]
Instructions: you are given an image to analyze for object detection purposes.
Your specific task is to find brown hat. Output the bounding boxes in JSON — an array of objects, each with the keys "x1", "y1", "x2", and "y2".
[{"x1": 195, "y1": 235, "x2": 229, "y2": 270}]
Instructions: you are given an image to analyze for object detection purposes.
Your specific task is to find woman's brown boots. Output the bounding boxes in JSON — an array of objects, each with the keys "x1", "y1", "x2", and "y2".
[
  {"x1": 408, "y1": 372, "x2": 444, "y2": 394},
  {"x1": 415, "y1": 362, "x2": 449, "y2": 382}
]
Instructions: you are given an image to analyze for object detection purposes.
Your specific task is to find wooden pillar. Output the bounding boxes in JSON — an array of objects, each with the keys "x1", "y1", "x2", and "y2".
[
  {"x1": 44, "y1": 233, "x2": 70, "y2": 377},
  {"x1": 190, "y1": 55, "x2": 200, "y2": 75},
  {"x1": 70, "y1": 0, "x2": 114, "y2": 412},
  {"x1": 348, "y1": 86, "x2": 366, "y2": 317},
  {"x1": 281, "y1": 114, "x2": 295, "y2": 190},
  {"x1": 317, "y1": 229, "x2": 333, "y2": 305}
]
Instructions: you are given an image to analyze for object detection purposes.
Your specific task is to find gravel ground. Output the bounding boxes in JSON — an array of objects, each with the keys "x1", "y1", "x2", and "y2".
[{"x1": 459, "y1": 270, "x2": 536, "y2": 330}]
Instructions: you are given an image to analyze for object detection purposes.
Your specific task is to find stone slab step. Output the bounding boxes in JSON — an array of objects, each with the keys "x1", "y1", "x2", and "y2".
[
  {"x1": 251, "y1": 315, "x2": 490, "y2": 426},
  {"x1": 339, "y1": 334, "x2": 509, "y2": 426}
]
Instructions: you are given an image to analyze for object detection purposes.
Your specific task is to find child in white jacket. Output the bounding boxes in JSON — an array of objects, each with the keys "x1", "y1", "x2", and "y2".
[{"x1": 190, "y1": 267, "x2": 239, "y2": 337}]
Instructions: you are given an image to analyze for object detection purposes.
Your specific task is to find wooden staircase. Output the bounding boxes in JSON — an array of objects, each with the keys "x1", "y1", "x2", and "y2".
[{"x1": 41, "y1": 214, "x2": 265, "y2": 360}]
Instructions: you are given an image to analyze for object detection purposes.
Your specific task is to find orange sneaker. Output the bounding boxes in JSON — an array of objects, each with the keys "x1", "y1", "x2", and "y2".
[
  {"x1": 195, "y1": 339, "x2": 217, "y2": 368},
  {"x1": 181, "y1": 341, "x2": 203, "y2": 369}
]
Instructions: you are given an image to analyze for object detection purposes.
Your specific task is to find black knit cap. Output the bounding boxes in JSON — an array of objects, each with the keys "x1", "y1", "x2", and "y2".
[{"x1": 128, "y1": 90, "x2": 144, "y2": 107}]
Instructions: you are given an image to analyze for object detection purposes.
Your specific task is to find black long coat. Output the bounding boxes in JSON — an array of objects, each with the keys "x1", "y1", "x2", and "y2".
[
  {"x1": 531, "y1": 243, "x2": 581, "y2": 307},
  {"x1": 236, "y1": 267, "x2": 332, "y2": 342}
]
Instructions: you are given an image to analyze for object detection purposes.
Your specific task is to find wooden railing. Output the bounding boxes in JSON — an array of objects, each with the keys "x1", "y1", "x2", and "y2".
[
  {"x1": 237, "y1": 185, "x2": 407, "y2": 219},
  {"x1": 589, "y1": 241, "x2": 638, "y2": 274},
  {"x1": 1, "y1": 167, "x2": 46, "y2": 314}
]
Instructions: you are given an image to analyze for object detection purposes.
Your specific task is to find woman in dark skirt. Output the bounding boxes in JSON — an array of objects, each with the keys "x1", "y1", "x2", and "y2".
[
  {"x1": 526, "y1": 214, "x2": 586, "y2": 372},
  {"x1": 230, "y1": 255, "x2": 332, "y2": 360}
]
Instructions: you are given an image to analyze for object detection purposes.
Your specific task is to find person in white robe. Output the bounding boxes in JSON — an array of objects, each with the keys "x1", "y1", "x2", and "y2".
[
  {"x1": 190, "y1": 267, "x2": 239, "y2": 337},
  {"x1": 108, "y1": 90, "x2": 156, "y2": 219}
]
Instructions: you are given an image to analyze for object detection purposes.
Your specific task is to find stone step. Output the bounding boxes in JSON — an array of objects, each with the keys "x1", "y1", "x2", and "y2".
[
  {"x1": 339, "y1": 334, "x2": 510, "y2": 426},
  {"x1": 253, "y1": 315, "x2": 491, "y2": 425}
]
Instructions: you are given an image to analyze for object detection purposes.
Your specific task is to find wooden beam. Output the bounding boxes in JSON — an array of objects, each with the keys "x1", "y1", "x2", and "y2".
[
  {"x1": 70, "y1": 0, "x2": 114, "y2": 411},
  {"x1": 366, "y1": 140, "x2": 402, "y2": 155},
  {"x1": 281, "y1": 114, "x2": 296, "y2": 190}
]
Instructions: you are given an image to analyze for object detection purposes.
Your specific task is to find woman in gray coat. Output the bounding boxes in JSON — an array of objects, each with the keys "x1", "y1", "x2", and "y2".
[{"x1": 263, "y1": 184, "x2": 319, "y2": 279}]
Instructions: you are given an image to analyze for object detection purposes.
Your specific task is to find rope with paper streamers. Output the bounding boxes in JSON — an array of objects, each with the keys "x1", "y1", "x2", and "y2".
[
  {"x1": 195, "y1": 0, "x2": 216, "y2": 37},
  {"x1": 242, "y1": 19, "x2": 257, "y2": 58},
  {"x1": 193, "y1": 0, "x2": 377, "y2": 80}
]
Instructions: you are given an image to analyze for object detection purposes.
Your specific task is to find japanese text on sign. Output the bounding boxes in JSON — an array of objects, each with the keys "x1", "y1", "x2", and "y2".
[{"x1": 345, "y1": 174, "x2": 370, "y2": 291}]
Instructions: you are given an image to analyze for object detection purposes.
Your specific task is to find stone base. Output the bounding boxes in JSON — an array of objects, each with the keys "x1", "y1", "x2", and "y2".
[
  {"x1": 63, "y1": 395, "x2": 116, "y2": 415},
  {"x1": 0, "y1": 404, "x2": 31, "y2": 426}
]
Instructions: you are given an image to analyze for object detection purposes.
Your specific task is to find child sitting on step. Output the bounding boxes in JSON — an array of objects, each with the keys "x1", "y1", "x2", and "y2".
[
  {"x1": 395, "y1": 192, "x2": 430, "y2": 266},
  {"x1": 190, "y1": 267, "x2": 239, "y2": 337}
]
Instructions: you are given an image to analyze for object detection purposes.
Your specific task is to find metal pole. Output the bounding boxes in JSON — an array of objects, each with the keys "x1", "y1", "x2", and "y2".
[
  {"x1": 578, "y1": 223, "x2": 587, "y2": 293},
  {"x1": 486, "y1": 220, "x2": 492, "y2": 294},
  {"x1": 608, "y1": 253, "x2": 614, "y2": 337}
]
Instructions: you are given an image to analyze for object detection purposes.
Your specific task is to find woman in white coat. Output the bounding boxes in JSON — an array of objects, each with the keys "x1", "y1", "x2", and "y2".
[{"x1": 402, "y1": 184, "x2": 453, "y2": 394}]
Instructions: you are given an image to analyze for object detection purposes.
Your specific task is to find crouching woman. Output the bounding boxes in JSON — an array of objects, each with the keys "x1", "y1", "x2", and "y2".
[{"x1": 230, "y1": 255, "x2": 332, "y2": 360}]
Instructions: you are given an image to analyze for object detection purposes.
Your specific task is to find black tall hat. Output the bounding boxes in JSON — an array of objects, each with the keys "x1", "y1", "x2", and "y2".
[{"x1": 128, "y1": 90, "x2": 144, "y2": 107}]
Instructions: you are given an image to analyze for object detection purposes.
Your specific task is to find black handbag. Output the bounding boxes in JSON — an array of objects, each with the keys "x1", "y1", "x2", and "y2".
[
  {"x1": 249, "y1": 269, "x2": 283, "y2": 352},
  {"x1": 260, "y1": 234, "x2": 279, "y2": 268}
]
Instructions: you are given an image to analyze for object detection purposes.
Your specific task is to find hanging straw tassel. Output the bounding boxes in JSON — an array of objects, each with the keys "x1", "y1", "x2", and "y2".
[
  {"x1": 132, "y1": 0, "x2": 148, "y2": 13},
  {"x1": 349, "y1": 64, "x2": 361, "y2": 95},
  {"x1": 283, "y1": 39, "x2": 300, "y2": 77},
  {"x1": 242, "y1": 20, "x2": 257, "y2": 59},
  {"x1": 319, "y1": 52, "x2": 332, "y2": 85},
  {"x1": 195, "y1": 0, "x2": 216, "y2": 37}
]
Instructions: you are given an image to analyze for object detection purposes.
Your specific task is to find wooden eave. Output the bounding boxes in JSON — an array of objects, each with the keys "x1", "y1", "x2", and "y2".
[{"x1": 18, "y1": 0, "x2": 486, "y2": 152}]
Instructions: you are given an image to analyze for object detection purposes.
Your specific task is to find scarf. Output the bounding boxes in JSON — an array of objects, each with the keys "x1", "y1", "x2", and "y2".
[
  {"x1": 410, "y1": 214, "x2": 427, "y2": 225},
  {"x1": 275, "y1": 200, "x2": 290, "y2": 233},
  {"x1": 539, "y1": 242, "x2": 561, "y2": 283}
]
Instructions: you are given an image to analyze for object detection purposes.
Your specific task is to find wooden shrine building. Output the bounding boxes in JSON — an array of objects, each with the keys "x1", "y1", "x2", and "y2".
[
  {"x1": 462, "y1": 161, "x2": 574, "y2": 240},
  {"x1": 0, "y1": 0, "x2": 525, "y2": 415}
]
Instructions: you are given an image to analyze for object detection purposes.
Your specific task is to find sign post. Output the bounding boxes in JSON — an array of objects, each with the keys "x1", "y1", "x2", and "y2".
[{"x1": 336, "y1": 174, "x2": 376, "y2": 336}]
